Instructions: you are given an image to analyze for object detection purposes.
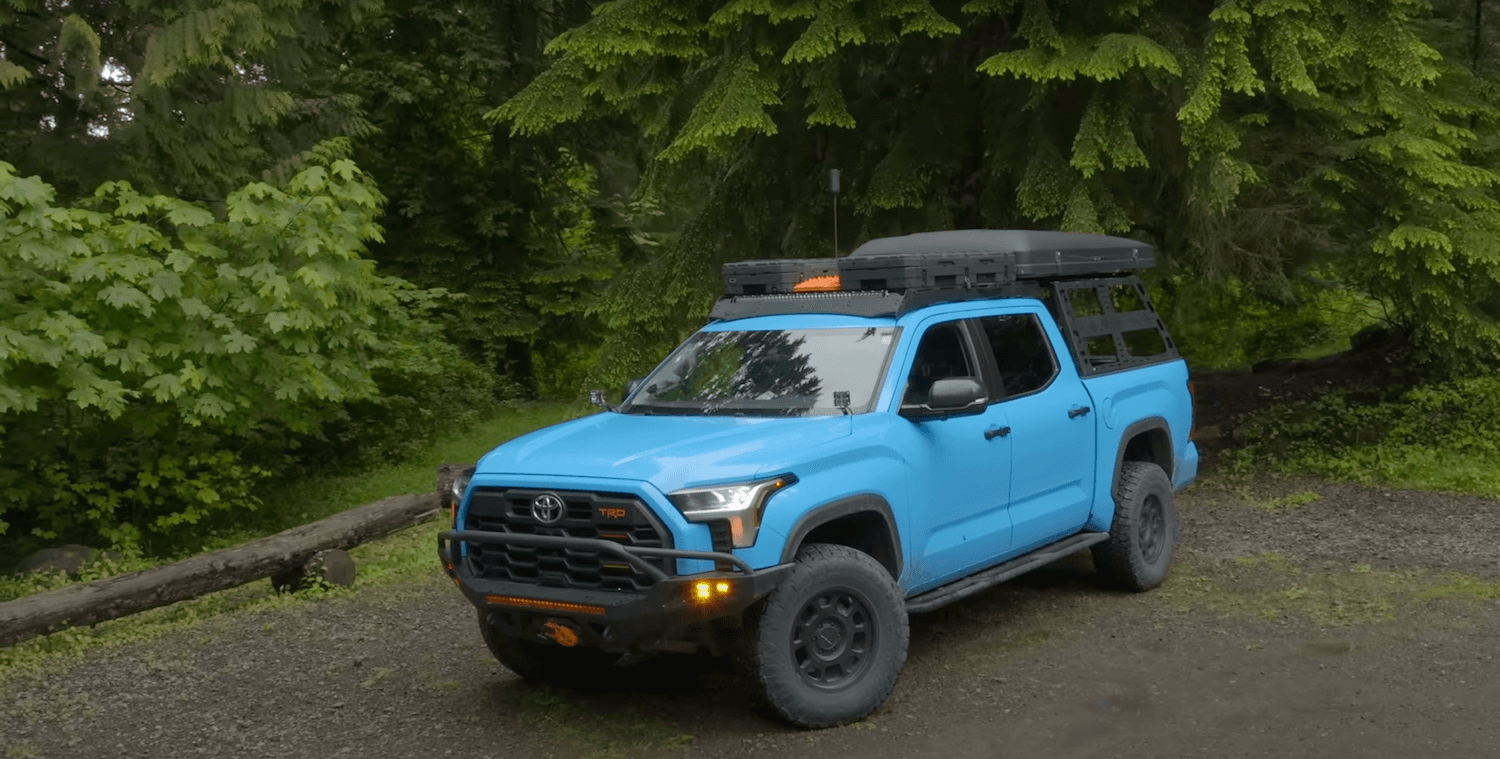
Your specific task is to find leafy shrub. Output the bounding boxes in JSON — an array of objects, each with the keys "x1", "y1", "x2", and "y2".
[
  {"x1": 1156, "y1": 275, "x2": 1383, "y2": 370},
  {"x1": 0, "y1": 158, "x2": 463, "y2": 552},
  {"x1": 312, "y1": 309, "x2": 500, "y2": 470},
  {"x1": 1231, "y1": 376, "x2": 1500, "y2": 498}
]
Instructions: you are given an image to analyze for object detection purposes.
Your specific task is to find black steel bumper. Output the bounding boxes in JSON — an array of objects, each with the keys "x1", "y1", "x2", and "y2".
[{"x1": 438, "y1": 530, "x2": 791, "y2": 654}]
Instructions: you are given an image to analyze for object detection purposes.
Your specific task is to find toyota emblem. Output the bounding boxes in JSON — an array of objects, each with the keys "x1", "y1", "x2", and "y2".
[{"x1": 530, "y1": 493, "x2": 565, "y2": 523}]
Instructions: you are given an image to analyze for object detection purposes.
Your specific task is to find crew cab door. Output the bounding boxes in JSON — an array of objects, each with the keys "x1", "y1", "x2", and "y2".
[
  {"x1": 894, "y1": 317, "x2": 1014, "y2": 592},
  {"x1": 973, "y1": 311, "x2": 1098, "y2": 552}
]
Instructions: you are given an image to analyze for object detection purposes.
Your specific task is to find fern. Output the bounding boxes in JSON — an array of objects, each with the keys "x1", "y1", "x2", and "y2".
[{"x1": 0, "y1": 57, "x2": 25, "y2": 89}]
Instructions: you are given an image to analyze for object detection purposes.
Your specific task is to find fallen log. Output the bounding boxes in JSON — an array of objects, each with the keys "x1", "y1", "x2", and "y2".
[{"x1": 0, "y1": 491, "x2": 440, "y2": 646}]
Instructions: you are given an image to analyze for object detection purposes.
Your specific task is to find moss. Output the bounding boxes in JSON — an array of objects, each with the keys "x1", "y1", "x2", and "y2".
[
  {"x1": 517, "y1": 687, "x2": 695, "y2": 759},
  {"x1": 1256, "y1": 492, "x2": 1322, "y2": 511},
  {"x1": 1157, "y1": 553, "x2": 1500, "y2": 628}
]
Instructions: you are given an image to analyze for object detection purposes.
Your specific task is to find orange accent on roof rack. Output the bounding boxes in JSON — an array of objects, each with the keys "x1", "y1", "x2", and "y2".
[{"x1": 793, "y1": 274, "x2": 842, "y2": 292}]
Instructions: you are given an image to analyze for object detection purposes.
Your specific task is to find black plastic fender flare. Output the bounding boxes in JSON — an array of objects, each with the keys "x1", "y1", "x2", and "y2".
[
  {"x1": 778, "y1": 493, "x2": 903, "y2": 579},
  {"x1": 1110, "y1": 417, "x2": 1175, "y2": 497}
]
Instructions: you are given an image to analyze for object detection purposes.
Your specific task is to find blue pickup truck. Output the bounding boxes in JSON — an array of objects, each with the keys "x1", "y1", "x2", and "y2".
[{"x1": 439, "y1": 230, "x2": 1198, "y2": 728}]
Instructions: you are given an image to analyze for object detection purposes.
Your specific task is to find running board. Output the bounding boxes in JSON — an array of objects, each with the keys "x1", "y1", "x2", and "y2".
[{"x1": 904, "y1": 532, "x2": 1110, "y2": 614}]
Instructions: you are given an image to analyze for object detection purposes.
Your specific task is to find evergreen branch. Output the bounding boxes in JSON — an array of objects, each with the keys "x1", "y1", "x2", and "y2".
[{"x1": 0, "y1": 36, "x2": 48, "y2": 67}]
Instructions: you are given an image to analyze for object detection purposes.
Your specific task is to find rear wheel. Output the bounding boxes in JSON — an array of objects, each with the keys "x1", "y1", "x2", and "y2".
[
  {"x1": 1092, "y1": 461, "x2": 1179, "y2": 591},
  {"x1": 744, "y1": 544, "x2": 908, "y2": 728},
  {"x1": 478, "y1": 611, "x2": 621, "y2": 687}
]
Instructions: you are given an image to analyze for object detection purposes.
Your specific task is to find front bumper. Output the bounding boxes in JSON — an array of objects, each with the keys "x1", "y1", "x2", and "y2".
[{"x1": 438, "y1": 530, "x2": 790, "y2": 654}]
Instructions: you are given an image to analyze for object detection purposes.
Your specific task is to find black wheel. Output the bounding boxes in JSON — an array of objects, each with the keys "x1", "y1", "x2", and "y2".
[
  {"x1": 1092, "y1": 461, "x2": 1179, "y2": 591},
  {"x1": 478, "y1": 611, "x2": 622, "y2": 687},
  {"x1": 745, "y1": 544, "x2": 908, "y2": 728}
]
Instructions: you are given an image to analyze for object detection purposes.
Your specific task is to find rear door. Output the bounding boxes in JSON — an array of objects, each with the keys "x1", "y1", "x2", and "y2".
[{"x1": 974, "y1": 311, "x2": 1098, "y2": 552}]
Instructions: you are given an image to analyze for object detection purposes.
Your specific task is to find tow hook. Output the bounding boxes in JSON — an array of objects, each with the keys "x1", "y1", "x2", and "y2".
[{"x1": 542, "y1": 620, "x2": 580, "y2": 647}]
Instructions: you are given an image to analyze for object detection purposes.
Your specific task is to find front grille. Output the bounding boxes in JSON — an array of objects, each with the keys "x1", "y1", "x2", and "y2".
[{"x1": 463, "y1": 487, "x2": 672, "y2": 592}]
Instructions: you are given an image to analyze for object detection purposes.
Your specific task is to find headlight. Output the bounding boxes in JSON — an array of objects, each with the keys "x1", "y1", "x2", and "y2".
[
  {"x1": 449, "y1": 466, "x2": 474, "y2": 527},
  {"x1": 450, "y1": 469, "x2": 473, "y2": 505},
  {"x1": 668, "y1": 475, "x2": 795, "y2": 549}
]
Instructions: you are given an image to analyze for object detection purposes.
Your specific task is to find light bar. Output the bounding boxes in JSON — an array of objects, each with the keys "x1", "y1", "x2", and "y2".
[{"x1": 484, "y1": 595, "x2": 606, "y2": 616}]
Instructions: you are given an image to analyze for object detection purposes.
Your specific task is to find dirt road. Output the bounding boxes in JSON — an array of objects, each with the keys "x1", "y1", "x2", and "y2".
[{"x1": 4, "y1": 476, "x2": 1499, "y2": 759}]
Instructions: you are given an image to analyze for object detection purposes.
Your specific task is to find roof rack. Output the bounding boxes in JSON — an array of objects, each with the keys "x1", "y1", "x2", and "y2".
[
  {"x1": 712, "y1": 229, "x2": 1154, "y2": 318},
  {"x1": 708, "y1": 283, "x2": 1046, "y2": 321}
]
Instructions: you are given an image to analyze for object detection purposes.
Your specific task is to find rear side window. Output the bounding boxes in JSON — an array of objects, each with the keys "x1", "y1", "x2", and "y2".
[{"x1": 978, "y1": 314, "x2": 1058, "y2": 398}]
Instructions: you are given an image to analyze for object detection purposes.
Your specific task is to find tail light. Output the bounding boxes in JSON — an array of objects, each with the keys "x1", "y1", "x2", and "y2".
[{"x1": 1187, "y1": 381, "x2": 1197, "y2": 440}]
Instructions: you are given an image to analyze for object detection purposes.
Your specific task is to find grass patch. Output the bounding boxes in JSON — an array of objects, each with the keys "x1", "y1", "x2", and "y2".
[
  {"x1": 1158, "y1": 553, "x2": 1500, "y2": 627},
  {"x1": 0, "y1": 402, "x2": 589, "y2": 604},
  {"x1": 0, "y1": 402, "x2": 590, "y2": 686},
  {"x1": 518, "y1": 687, "x2": 695, "y2": 759},
  {"x1": 202, "y1": 401, "x2": 594, "y2": 551},
  {"x1": 0, "y1": 520, "x2": 445, "y2": 688},
  {"x1": 962, "y1": 628, "x2": 1056, "y2": 665},
  {"x1": 1256, "y1": 492, "x2": 1322, "y2": 512},
  {"x1": 1229, "y1": 376, "x2": 1500, "y2": 499}
]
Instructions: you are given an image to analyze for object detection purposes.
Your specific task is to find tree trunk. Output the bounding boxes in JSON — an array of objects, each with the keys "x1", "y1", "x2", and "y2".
[{"x1": 0, "y1": 492, "x2": 440, "y2": 646}]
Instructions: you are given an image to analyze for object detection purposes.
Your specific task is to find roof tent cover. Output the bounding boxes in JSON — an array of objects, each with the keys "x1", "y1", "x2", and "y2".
[
  {"x1": 847, "y1": 229, "x2": 1152, "y2": 257},
  {"x1": 840, "y1": 230, "x2": 1154, "y2": 290}
]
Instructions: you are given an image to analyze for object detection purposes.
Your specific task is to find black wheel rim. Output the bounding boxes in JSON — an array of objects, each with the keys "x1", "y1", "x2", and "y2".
[
  {"x1": 790, "y1": 587, "x2": 876, "y2": 690},
  {"x1": 1138, "y1": 493, "x2": 1167, "y2": 564}
]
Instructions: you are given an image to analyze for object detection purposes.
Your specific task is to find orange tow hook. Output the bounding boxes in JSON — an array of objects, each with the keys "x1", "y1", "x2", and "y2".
[{"x1": 543, "y1": 620, "x2": 580, "y2": 647}]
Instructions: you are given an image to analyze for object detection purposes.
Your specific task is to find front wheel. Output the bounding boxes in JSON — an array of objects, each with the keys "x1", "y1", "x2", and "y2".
[
  {"x1": 1092, "y1": 461, "x2": 1179, "y2": 591},
  {"x1": 478, "y1": 611, "x2": 622, "y2": 687},
  {"x1": 745, "y1": 544, "x2": 909, "y2": 728}
]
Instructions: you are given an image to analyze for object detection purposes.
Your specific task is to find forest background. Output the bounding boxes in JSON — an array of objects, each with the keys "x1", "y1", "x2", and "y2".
[{"x1": 2, "y1": 0, "x2": 1499, "y2": 563}]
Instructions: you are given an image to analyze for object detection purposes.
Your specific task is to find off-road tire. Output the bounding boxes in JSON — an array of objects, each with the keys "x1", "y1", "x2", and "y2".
[
  {"x1": 745, "y1": 543, "x2": 908, "y2": 728},
  {"x1": 1092, "y1": 461, "x2": 1179, "y2": 591},
  {"x1": 478, "y1": 611, "x2": 621, "y2": 687}
]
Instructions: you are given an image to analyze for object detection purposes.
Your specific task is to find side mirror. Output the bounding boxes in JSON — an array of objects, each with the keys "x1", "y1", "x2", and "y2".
[
  {"x1": 588, "y1": 390, "x2": 615, "y2": 411},
  {"x1": 930, "y1": 377, "x2": 987, "y2": 411},
  {"x1": 901, "y1": 377, "x2": 988, "y2": 419}
]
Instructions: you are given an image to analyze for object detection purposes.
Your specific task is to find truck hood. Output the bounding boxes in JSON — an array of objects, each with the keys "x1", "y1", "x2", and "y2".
[{"x1": 477, "y1": 412, "x2": 854, "y2": 493}]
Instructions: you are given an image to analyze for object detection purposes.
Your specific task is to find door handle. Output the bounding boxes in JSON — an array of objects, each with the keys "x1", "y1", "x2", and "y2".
[
  {"x1": 984, "y1": 426, "x2": 1011, "y2": 440},
  {"x1": 1068, "y1": 406, "x2": 1091, "y2": 419}
]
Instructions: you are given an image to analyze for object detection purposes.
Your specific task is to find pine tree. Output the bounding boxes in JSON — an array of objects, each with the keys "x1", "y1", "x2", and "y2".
[
  {"x1": 325, "y1": 0, "x2": 664, "y2": 398},
  {"x1": 1, "y1": 0, "x2": 377, "y2": 203},
  {"x1": 491, "y1": 0, "x2": 1500, "y2": 369}
]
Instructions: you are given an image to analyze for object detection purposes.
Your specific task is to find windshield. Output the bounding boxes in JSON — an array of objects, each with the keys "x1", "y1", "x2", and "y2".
[{"x1": 621, "y1": 327, "x2": 901, "y2": 416}]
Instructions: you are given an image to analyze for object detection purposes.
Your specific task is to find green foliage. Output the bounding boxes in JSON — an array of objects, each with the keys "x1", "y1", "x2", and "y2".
[
  {"x1": 334, "y1": 0, "x2": 659, "y2": 400},
  {"x1": 1156, "y1": 272, "x2": 1385, "y2": 368},
  {"x1": 490, "y1": 0, "x2": 1500, "y2": 369},
  {"x1": 1, "y1": 0, "x2": 377, "y2": 202},
  {"x1": 1231, "y1": 376, "x2": 1500, "y2": 498},
  {"x1": 313, "y1": 330, "x2": 499, "y2": 470},
  {"x1": 0, "y1": 158, "x2": 462, "y2": 550},
  {"x1": 0, "y1": 402, "x2": 586, "y2": 688}
]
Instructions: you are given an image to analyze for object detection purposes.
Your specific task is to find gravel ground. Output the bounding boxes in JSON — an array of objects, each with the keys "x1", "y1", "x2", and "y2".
[{"x1": 4, "y1": 473, "x2": 1499, "y2": 759}]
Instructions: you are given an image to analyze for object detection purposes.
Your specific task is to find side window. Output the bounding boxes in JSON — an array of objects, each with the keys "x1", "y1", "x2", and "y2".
[
  {"x1": 902, "y1": 322, "x2": 976, "y2": 406},
  {"x1": 978, "y1": 314, "x2": 1058, "y2": 398}
]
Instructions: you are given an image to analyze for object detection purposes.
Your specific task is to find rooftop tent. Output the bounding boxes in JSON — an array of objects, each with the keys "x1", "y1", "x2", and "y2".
[
  {"x1": 712, "y1": 229, "x2": 1158, "y2": 321},
  {"x1": 840, "y1": 230, "x2": 1154, "y2": 290}
]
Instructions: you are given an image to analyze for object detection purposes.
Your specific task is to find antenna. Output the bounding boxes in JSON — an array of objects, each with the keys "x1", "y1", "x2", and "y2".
[{"x1": 829, "y1": 168, "x2": 841, "y2": 256}]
